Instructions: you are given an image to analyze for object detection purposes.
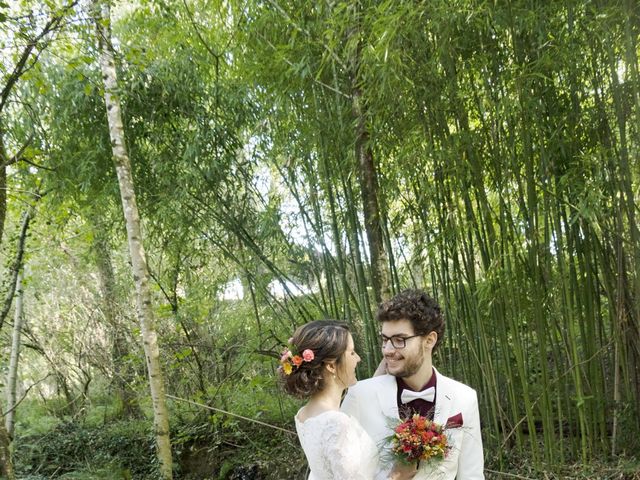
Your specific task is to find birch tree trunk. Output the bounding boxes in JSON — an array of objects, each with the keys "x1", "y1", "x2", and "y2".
[
  {"x1": 5, "y1": 269, "x2": 24, "y2": 438},
  {"x1": 0, "y1": 211, "x2": 30, "y2": 331},
  {"x1": 0, "y1": 404, "x2": 14, "y2": 479},
  {"x1": 93, "y1": 1, "x2": 173, "y2": 477},
  {"x1": 0, "y1": 268, "x2": 16, "y2": 479},
  {"x1": 0, "y1": 210, "x2": 30, "y2": 479},
  {"x1": 0, "y1": 137, "x2": 6, "y2": 244}
]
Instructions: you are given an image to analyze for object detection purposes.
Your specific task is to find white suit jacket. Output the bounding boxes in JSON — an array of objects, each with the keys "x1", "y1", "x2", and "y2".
[{"x1": 341, "y1": 368, "x2": 484, "y2": 480}]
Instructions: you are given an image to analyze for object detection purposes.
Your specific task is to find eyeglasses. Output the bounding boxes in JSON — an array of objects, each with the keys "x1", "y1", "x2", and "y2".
[{"x1": 379, "y1": 334, "x2": 423, "y2": 349}]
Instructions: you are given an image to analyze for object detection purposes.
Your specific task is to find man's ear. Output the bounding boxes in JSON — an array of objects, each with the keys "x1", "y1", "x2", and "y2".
[{"x1": 424, "y1": 331, "x2": 438, "y2": 349}]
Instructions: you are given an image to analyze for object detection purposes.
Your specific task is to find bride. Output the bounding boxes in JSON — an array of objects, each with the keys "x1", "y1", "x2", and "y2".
[{"x1": 279, "y1": 320, "x2": 416, "y2": 480}]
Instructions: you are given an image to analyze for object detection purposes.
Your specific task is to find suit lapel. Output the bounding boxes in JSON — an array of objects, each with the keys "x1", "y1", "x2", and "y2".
[
  {"x1": 377, "y1": 374, "x2": 401, "y2": 421},
  {"x1": 417, "y1": 370, "x2": 459, "y2": 480},
  {"x1": 433, "y1": 368, "x2": 454, "y2": 426}
]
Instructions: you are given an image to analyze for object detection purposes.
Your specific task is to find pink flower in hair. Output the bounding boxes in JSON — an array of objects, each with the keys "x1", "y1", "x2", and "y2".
[
  {"x1": 302, "y1": 349, "x2": 314, "y2": 362},
  {"x1": 280, "y1": 349, "x2": 292, "y2": 362}
]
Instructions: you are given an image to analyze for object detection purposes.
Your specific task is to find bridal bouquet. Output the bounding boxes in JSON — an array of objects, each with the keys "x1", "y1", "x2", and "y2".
[{"x1": 389, "y1": 414, "x2": 449, "y2": 465}]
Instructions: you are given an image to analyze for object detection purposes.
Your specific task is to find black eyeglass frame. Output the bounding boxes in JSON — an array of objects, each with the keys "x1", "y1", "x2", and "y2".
[{"x1": 379, "y1": 333, "x2": 423, "y2": 349}]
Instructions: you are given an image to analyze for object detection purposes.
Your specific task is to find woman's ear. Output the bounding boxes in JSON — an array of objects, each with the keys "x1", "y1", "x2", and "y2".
[{"x1": 324, "y1": 361, "x2": 337, "y2": 375}]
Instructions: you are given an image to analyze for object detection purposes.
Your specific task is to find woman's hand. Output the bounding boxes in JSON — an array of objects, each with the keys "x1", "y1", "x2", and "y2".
[
  {"x1": 389, "y1": 462, "x2": 418, "y2": 480},
  {"x1": 373, "y1": 358, "x2": 388, "y2": 377}
]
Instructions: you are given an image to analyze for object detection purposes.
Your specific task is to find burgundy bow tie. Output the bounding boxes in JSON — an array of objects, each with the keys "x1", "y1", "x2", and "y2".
[{"x1": 400, "y1": 386, "x2": 435, "y2": 404}]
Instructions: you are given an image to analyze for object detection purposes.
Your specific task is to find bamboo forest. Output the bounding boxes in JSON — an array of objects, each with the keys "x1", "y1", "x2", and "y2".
[{"x1": 0, "y1": 0, "x2": 639, "y2": 478}]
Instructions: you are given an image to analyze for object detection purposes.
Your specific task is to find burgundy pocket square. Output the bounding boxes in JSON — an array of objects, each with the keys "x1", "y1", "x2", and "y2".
[{"x1": 446, "y1": 412, "x2": 463, "y2": 428}]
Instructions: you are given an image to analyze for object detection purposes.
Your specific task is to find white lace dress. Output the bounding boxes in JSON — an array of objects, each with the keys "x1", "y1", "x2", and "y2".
[{"x1": 295, "y1": 409, "x2": 379, "y2": 480}]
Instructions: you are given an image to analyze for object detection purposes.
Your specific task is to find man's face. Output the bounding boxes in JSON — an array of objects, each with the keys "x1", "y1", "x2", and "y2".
[{"x1": 380, "y1": 319, "x2": 427, "y2": 378}]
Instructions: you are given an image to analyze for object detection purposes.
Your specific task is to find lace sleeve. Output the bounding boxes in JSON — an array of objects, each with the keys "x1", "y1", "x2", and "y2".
[{"x1": 321, "y1": 412, "x2": 376, "y2": 480}]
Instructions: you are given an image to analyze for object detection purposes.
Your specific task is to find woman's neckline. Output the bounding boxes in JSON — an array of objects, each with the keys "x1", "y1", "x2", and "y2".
[{"x1": 295, "y1": 408, "x2": 343, "y2": 425}]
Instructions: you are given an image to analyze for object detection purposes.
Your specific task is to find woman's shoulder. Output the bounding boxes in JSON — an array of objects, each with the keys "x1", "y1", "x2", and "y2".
[{"x1": 296, "y1": 408, "x2": 351, "y2": 426}]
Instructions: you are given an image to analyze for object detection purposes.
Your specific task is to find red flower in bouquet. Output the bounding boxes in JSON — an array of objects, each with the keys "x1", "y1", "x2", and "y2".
[{"x1": 390, "y1": 414, "x2": 449, "y2": 465}]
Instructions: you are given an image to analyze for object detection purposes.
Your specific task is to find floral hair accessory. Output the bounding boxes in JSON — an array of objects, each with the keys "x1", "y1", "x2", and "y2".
[{"x1": 279, "y1": 343, "x2": 315, "y2": 375}]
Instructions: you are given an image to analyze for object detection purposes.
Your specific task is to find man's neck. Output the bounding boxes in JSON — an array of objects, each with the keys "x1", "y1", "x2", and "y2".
[{"x1": 401, "y1": 361, "x2": 434, "y2": 391}]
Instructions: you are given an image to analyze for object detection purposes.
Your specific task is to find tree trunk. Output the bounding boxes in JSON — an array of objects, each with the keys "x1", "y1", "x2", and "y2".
[
  {"x1": 93, "y1": 2, "x2": 173, "y2": 477},
  {"x1": 0, "y1": 404, "x2": 14, "y2": 479},
  {"x1": 350, "y1": 14, "x2": 391, "y2": 305},
  {"x1": 5, "y1": 269, "x2": 24, "y2": 438},
  {"x1": 90, "y1": 216, "x2": 141, "y2": 418},
  {"x1": 0, "y1": 135, "x2": 6, "y2": 244},
  {"x1": 353, "y1": 86, "x2": 391, "y2": 305},
  {"x1": 0, "y1": 210, "x2": 30, "y2": 332}
]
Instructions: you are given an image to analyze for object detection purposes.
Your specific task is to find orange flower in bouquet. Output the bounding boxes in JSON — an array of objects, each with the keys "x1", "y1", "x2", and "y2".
[{"x1": 390, "y1": 414, "x2": 449, "y2": 465}]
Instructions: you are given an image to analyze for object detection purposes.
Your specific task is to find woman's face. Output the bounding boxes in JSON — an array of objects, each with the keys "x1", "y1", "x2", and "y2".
[{"x1": 337, "y1": 333, "x2": 361, "y2": 388}]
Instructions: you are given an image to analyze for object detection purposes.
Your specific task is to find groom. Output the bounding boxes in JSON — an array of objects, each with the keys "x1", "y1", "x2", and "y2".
[{"x1": 341, "y1": 289, "x2": 484, "y2": 479}]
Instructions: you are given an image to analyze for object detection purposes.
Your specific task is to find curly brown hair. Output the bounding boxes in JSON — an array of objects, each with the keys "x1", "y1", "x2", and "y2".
[
  {"x1": 279, "y1": 320, "x2": 350, "y2": 399},
  {"x1": 376, "y1": 289, "x2": 445, "y2": 350}
]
